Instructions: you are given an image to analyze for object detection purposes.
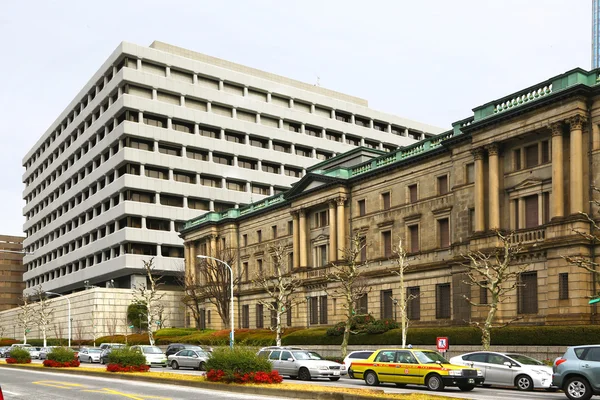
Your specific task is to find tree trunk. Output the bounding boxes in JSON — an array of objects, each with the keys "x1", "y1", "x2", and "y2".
[
  {"x1": 146, "y1": 312, "x2": 155, "y2": 346},
  {"x1": 23, "y1": 333, "x2": 27, "y2": 344},
  {"x1": 276, "y1": 310, "x2": 282, "y2": 347},
  {"x1": 482, "y1": 303, "x2": 497, "y2": 350},
  {"x1": 42, "y1": 328, "x2": 47, "y2": 348}
]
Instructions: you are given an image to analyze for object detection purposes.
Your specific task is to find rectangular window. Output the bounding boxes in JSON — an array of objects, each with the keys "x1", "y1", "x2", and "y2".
[
  {"x1": 314, "y1": 210, "x2": 328, "y2": 228},
  {"x1": 286, "y1": 305, "x2": 292, "y2": 327},
  {"x1": 408, "y1": 184, "x2": 417, "y2": 203},
  {"x1": 355, "y1": 294, "x2": 368, "y2": 315},
  {"x1": 559, "y1": 273, "x2": 569, "y2": 300},
  {"x1": 288, "y1": 221, "x2": 293, "y2": 235},
  {"x1": 525, "y1": 195, "x2": 539, "y2": 228},
  {"x1": 407, "y1": 287, "x2": 420, "y2": 320},
  {"x1": 469, "y1": 208, "x2": 476, "y2": 234},
  {"x1": 242, "y1": 234, "x2": 248, "y2": 247},
  {"x1": 317, "y1": 244, "x2": 327, "y2": 267},
  {"x1": 257, "y1": 230, "x2": 262, "y2": 243},
  {"x1": 382, "y1": 192, "x2": 391, "y2": 210},
  {"x1": 518, "y1": 271, "x2": 538, "y2": 314},
  {"x1": 360, "y1": 236, "x2": 367, "y2": 262},
  {"x1": 309, "y1": 297, "x2": 318, "y2": 325},
  {"x1": 437, "y1": 175, "x2": 448, "y2": 195},
  {"x1": 541, "y1": 140, "x2": 550, "y2": 163},
  {"x1": 358, "y1": 199, "x2": 366, "y2": 216},
  {"x1": 514, "y1": 149, "x2": 522, "y2": 170},
  {"x1": 160, "y1": 194, "x2": 183, "y2": 207},
  {"x1": 382, "y1": 231, "x2": 392, "y2": 257},
  {"x1": 380, "y1": 290, "x2": 393, "y2": 319},
  {"x1": 408, "y1": 225, "x2": 419, "y2": 253},
  {"x1": 543, "y1": 192, "x2": 550, "y2": 224},
  {"x1": 525, "y1": 144, "x2": 538, "y2": 168},
  {"x1": 479, "y1": 281, "x2": 488, "y2": 304},
  {"x1": 238, "y1": 158, "x2": 257, "y2": 170},
  {"x1": 241, "y1": 305, "x2": 250, "y2": 328},
  {"x1": 158, "y1": 144, "x2": 181, "y2": 156},
  {"x1": 256, "y1": 304, "x2": 264, "y2": 328},
  {"x1": 438, "y1": 218, "x2": 450, "y2": 248},
  {"x1": 436, "y1": 283, "x2": 451, "y2": 319},
  {"x1": 243, "y1": 262, "x2": 249, "y2": 281},
  {"x1": 272, "y1": 225, "x2": 277, "y2": 239},
  {"x1": 319, "y1": 295, "x2": 328, "y2": 324},
  {"x1": 262, "y1": 162, "x2": 280, "y2": 174},
  {"x1": 187, "y1": 148, "x2": 208, "y2": 161},
  {"x1": 466, "y1": 163, "x2": 475, "y2": 184},
  {"x1": 257, "y1": 259, "x2": 263, "y2": 275}
]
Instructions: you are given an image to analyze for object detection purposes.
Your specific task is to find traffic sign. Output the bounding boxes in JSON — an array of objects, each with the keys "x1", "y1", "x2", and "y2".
[
  {"x1": 436, "y1": 337, "x2": 449, "y2": 352},
  {"x1": 589, "y1": 297, "x2": 600, "y2": 305}
]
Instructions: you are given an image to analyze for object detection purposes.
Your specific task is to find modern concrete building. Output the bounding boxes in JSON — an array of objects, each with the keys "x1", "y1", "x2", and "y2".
[
  {"x1": 21, "y1": 41, "x2": 443, "y2": 295},
  {"x1": 0, "y1": 235, "x2": 25, "y2": 311},
  {"x1": 181, "y1": 67, "x2": 600, "y2": 330}
]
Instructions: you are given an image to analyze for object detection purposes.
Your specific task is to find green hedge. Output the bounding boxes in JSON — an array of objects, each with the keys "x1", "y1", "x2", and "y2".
[
  {"x1": 47, "y1": 347, "x2": 76, "y2": 362},
  {"x1": 108, "y1": 347, "x2": 147, "y2": 367},
  {"x1": 205, "y1": 347, "x2": 272, "y2": 382},
  {"x1": 9, "y1": 348, "x2": 31, "y2": 363},
  {"x1": 154, "y1": 328, "x2": 202, "y2": 338}
]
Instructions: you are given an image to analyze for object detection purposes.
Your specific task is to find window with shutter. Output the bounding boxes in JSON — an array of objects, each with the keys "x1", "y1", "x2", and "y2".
[
  {"x1": 358, "y1": 200, "x2": 366, "y2": 216},
  {"x1": 518, "y1": 272, "x2": 538, "y2": 314},
  {"x1": 437, "y1": 176, "x2": 448, "y2": 195},
  {"x1": 409, "y1": 185, "x2": 418, "y2": 203},
  {"x1": 382, "y1": 231, "x2": 392, "y2": 257},
  {"x1": 409, "y1": 225, "x2": 419, "y2": 253},
  {"x1": 525, "y1": 144, "x2": 538, "y2": 168},
  {"x1": 436, "y1": 283, "x2": 451, "y2": 319},
  {"x1": 407, "y1": 287, "x2": 420, "y2": 320},
  {"x1": 355, "y1": 294, "x2": 368, "y2": 315},
  {"x1": 559, "y1": 273, "x2": 569, "y2": 300},
  {"x1": 310, "y1": 297, "x2": 318, "y2": 325},
  {"x1": 382, "y1": 192, "x2": 391, "y2": 210},
  {"x1": 525, "y1": 195, "x2": 539, "y2": 228},
  {"x1": 360, "y1": 236, "x2": 367, "y2": 261},
  {"x1": 380, "y1": 290, "x2": 393, "y2": 319},
  {"x1": 319, "y1": 296, "x2": 328, "y2": 324},
  {"x1": 438, "y1": 218, "x2": 449, "y2": 248},
  {"x1": 256, "y1": 304, "x2": 264, "y2": 328}
]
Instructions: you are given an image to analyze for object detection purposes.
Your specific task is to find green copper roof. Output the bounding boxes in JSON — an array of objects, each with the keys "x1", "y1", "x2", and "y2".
[{"x1": 182, "y1": 67, "x2": 600, "y2": 232}]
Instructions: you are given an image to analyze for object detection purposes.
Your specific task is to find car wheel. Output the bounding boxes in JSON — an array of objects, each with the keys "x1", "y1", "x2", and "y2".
[
  {"x1": 364, "y1": 371, "x2": 379, "y2": 387},
  {"x1": 329, "y1": 377, "x2": 340, "y2": 381},
  {"x1": 298, "y1": 367, "x2": 311, "y2": 381},
  {"x1": 199, "y1": 361, "x2": 206, "y2": 371},
  {"x1": 565, "y1": 377, "x2": 593, "y2": 400},
  {"x1": 88, "y1": 356, "x2": 92, "y2": 363},
  {"x1": 515, "y1": 374, "x2": 533, "y2": 391},
  {"x1": 426, "y1": 374, "x2": 445, "y2": 391},
  {"x1": 348, "y1": 370, "x2": 354, "y2": 379},
  {"x1": 171, "y1": 361, "x2": 179, "y2": 370},
  {"x1": 458, "y1": 385, "x2": 475, "y2": 391},
  {"x1": 395, "y1": 383, "x2": 406, "y2": 388}
]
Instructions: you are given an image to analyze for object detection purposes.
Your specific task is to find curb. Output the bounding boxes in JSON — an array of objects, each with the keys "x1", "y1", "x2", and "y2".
[{"x1": 0, "y1": 364, "x2": 387, "y2": 400}]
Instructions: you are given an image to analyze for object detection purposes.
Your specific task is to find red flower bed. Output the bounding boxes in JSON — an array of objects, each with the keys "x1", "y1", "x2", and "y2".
[
  {"x1": 43, "y1": 359, "x2": 80, "y2": 368},
  {"x1": 206, "y1": 369, "x2": 282, "y2": 384},
  {"x1": 106, "y1": 363, "x2": 150, "y2": 373},
  {"x1": 5, "y1": 357, "x2": 31, "y2": 364}
]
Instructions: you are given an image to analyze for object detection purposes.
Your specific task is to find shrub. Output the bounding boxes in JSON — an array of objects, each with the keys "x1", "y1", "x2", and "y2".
[
  {"x1": 107, "y1": 347, "x2": 147, "y2": 367},
  {"x1": 47, "y1": 347, "x2": 76, "y2": 363},
  {"x1": 154, "y1": 328, "x2": 200, "y2": 338},
  {"x1": 7, "y1": 348, "x2": 31, "y2": 363},
  {"x1": 206, "y1": 369, "x2": 282, "y2": 384},
  {"x1": 43, "y1": 359, "x2": 80, "y2": 368},
  {"x1": 95, "y1": 334, "x2": 149, "y2": 345},
  {"x1": 107, "y1": 364, "x2": 150, "y2": 372},
  {"x1": 205, "y1": 347, "x2": 273, "y2": 383},
  {"x1": 0, "y1": 339, "x2": 19, "y2": 346}
]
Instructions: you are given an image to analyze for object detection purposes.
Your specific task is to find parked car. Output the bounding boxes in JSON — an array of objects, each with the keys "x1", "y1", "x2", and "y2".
[
  {"x1": 131, "y1": 345, "x2": 167, "y2": 368},
  {"x1": 27, "y1": 347, "x2": 41, "y2": 359},
  {"x1": 39, "y1": 346, "x2": 58, "y2": 360},
  {"x1": 168, "y1": 349, "x2": 211, "y2": 370},
  {"x1": 99, "y1": 343, "x2": 125, "y2": 350},
  {"x1": 78, "y1": 348, "x2": 102, "y2": 363},
  {"x1": 257, "y1": 346, "x2": 346, "y2": 381},
  {"x1": 553, "y1": 345, "x2": 600, "y2": 400},
  {"x1": 0, "y1": 347, "x2": 9, "y2": 358},
  {"x1": 344, "y1": 350, "x2": 374, "y2": 379},
  {"x1": 165, "y1": 343, "x2": 211, "y2": 357},
  {"x1": 450, "y1": 351, "x2": 555, "y2": 391},
  {"x1": 350, "y1": 348, "x2": 484, "y2": 391},
  {"x1": 10, "y1": 344, "x2": 31, "y2": 349}
]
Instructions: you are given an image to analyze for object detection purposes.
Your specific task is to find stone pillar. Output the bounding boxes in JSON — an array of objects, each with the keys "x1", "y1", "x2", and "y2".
[
  {"x1": 593, "y1": 122, "x2": 600, "y2": 151},
  {"x1": 209, "y1": 235, "x2": 217, "y2": 256},
  {"x1": 292, "y1": 212, "x2": 299, "y2": 268},
  {"x1": 473, "y1": 148, "x2": 485, "y2": 232},
  {"x1": 328, "y1": 201, "x2": 337, "y2": 262},
  {"x1": 189, "y1": 242, "x2": 196, "y2": 282},
  {"x1": 569, "y1": 115, "x2": 586, "y2": 214},
  {"x1": 299, "y1": 209, "x2": 307, "y2": 267},
  {"x1": 518, "y1": 197, "x2": 525, "y2": 229},
  {"x1": 487, "y1": 143, "x2": 500, "y2": 230},
  {"x1": 551, "y1": 122, "x2": 564, "y2": 218},
  {"x1": 336, "y1": 197, "x2": 347, "y2": 259}
]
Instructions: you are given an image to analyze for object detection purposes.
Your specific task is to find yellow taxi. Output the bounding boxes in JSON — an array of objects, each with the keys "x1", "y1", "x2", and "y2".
[{"x1": 350, "y1": 348, "x2": 484, "y2": 392}]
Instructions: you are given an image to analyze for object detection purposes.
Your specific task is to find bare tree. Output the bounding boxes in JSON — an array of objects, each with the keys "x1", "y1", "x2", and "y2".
[
  {"x1": 16, "y1": 296, "x2": 35, "y2": 344},
  {"x1": 461, "y1": 230, "x2": 528, "y2": 350},
  {"x1": 121, "y1": 317, "x2": 130, "y2": 345},
  {"x1": 32, "y1": 285, "x2": 54, "y2": 347},
  {"x1": 390, "y1": 238, "x2": 418, "y2": 349},
  {"x1": 193, "y1": 247, "x2": 240, "y2": 328},
  {"x1": 131, "y1": 258, "x2": 165, "y2": 346},
  {"x1": 253, "y1": 242, "x2": 303, "y2": 346},
  {"x1": 106, "y1": 315, "x2": 118, "y2": 337},
  {"x1": 325, "y1": 233, "x2": 370, "y2": 358},
  {"x1": 52, "y1": 322, "x2": 65, "y2": 346},
  {"x1": 73, "y1": 319, "x2": 86, "y2": 347},
  {"x1": 179, "y1": 269, "x2": 205, "y2": 329}
]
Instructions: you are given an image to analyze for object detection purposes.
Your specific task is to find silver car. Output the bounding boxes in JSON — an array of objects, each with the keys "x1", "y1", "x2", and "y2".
[
  {"x1": 168, "y1": 349, "x2": 210, "y2": 371},
  {"x1": 258, "y1": 347, "x2": 346, "y2": 381},
  {"x1": 450, "y1": 351, "x2": 555, "y2": 391},
  {"x1": 131, "y1": 345, "x2": 167, "y2": 368},
  {"x1": 78, "y1": 348, "x2": 103, "y2": 363},
  {"x1": 39, "y1": 346, "x2": 58, "y2": 360}
]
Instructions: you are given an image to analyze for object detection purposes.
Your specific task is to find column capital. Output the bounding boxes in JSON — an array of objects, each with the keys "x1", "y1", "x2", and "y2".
[
  {"x1": 486, "y1": 143, "x2": 500, "y2": 156},
  {"x1": 550, "y1": 121, "x2": 563, "y2": 137},
  {"x1": 471, "y1": 147, "x2": 485, "y2": 161},
  {"x1": 290, "y1": 210, "x2": 299, "y2": 218},
  {"x1": 568, "y1": 114, "x2": 588, "y2": 130},
  {"x1": 336, "y1": 197, "x2": 347, "y2": 207},
  {"x1": 299, "y1": 208, "x2": 307, "y2": 218},
  {"x1": 328, "y1": 199, "x2": 337, "y2": 209}
]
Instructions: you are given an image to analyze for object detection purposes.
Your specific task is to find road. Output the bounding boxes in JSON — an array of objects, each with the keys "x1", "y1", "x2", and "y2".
[
  {"x1": 21, "y1": 360, "x2": 567, "y2": 400},
  {"x1": 0, "y1": 367, "x2": 289, "y2": 400}
]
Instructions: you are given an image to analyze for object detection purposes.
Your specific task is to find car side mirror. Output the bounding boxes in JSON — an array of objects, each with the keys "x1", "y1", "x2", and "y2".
[
  {"x1": 503, "y1": 361, "x2": 512, "y2": 368},
  {"x1": 287, "y1": 358, "x2": 294, "y2": 361},
  {"x1": 192, "y1": 355, "x2": 198, "y2": 358}
]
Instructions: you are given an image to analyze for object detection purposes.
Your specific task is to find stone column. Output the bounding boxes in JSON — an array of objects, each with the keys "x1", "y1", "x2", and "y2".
[
  {"x1": 292, "y1": 212, "x2": 299, "y2": 268},
  {"x1": 551, "y1": 122, "x2": 564, "y2": 218},
  {"x1": 299, "y1": 209, "x2": 307, "y2": 267},
  {"x1": 328, "y1": 201, "x2": 337, "y2": 262},
  {"x1": 487, "y1": 143, "x2": 500, "y2": 230},
  {"x1": 189, "y1": 242, "x2": 196, "y2": 282},
  {"x1": 569, "y1": 115, "x2": 586, "y2": 214},
  {"x1": 593, "y1": 123, "x2": 600, "y2": 151},
  {"x1": 209, "y1": 235, "x2": 217, "y2": 257},
  {"x1": 473, "y1": 148, "x2": 485, "y2": 232},
  {"x1": 336, "y1": 197, "x2": 347, "y2": 259}
]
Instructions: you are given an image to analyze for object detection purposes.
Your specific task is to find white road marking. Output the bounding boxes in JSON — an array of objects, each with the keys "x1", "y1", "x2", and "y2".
[{"x1": 2, "y1": 390, "x2": 21, "y2": 396}]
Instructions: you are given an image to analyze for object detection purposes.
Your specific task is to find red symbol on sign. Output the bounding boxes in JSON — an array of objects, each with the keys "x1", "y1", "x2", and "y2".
[{"x1": 436, "y1": 337, "x2": 449, "y2": 351}]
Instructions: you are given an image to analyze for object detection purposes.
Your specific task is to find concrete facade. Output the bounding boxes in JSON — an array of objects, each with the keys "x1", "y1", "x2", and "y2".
[
  {"x1": 21, "y1": 41, "x2": 443, "y2": 296},
  {"x1": 0, "y1": 235, "x2": 25, "y2": 311},
  {"x1": 181, "y1": 68, "x2": 600, "y2": 331}
]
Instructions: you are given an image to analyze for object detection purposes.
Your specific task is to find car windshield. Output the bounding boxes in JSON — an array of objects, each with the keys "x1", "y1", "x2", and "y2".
[
  {"x1": 506, "y1": 354, "x2": 544, "y2": 365},
  {"x1": 414, "y1": 351, "x2": 450, "y2": 364},
  {"x1": 88, "y1": 349, "x2": 102, "y2": 353},
  {"x1": 142, "y1": 347, "x2": 163, "y2": 354},
  {"x1": 196, "y1": 351, "x2": 210, "y2": 357},
  {"x1": 292, "y1": 351, "x2": 322, "y2": 360}
]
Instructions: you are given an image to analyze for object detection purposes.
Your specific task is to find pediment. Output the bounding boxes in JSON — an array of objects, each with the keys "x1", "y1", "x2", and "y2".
[
  {"x1": 510, "y1": 178, "x2": 543, "y2": 191},
  {"x1": 285, "y1": 173, "x2": 344, "y2": 198},
  {"x1": 305, "y1": 181, "x2": 327, "y2": 191}
]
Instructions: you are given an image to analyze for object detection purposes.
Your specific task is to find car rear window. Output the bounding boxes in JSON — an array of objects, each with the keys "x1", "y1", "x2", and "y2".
[
  {"x1": 351, "y1": 352, "x2": 373, "y2": 359},
  {"x1": 575, "y1": 348, "x2": 587, "y2": 360}
]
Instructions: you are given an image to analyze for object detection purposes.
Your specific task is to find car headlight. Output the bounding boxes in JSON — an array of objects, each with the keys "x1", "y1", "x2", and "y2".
[
  {"x1": 448, "y1": 370, "x2": 463, "y2": 376},
  {"x1": 477, "y1": 370, "x2": 483, "y2": 377}
]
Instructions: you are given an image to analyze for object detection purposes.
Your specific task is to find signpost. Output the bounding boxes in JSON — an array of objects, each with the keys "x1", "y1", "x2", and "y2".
[
  {"x1": 589, "y1": 297, "x2": 600, "y2": 305},
  {"x1": 436, "y1": 337, "x2": 449, "y2": 353}
]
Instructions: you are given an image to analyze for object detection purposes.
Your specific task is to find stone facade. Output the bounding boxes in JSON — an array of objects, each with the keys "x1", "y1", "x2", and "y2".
[
  {"x1": 180, "y1": 68, "x2": 600, "y2": 331},
  {"x1": 0, "y1": 235, "x2": 25, "y2": 311}
]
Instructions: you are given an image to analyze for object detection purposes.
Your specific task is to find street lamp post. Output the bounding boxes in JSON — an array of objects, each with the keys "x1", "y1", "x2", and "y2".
[
  {"x1": 197, "y1": 255, "x2": 234, "y2": 349},
  {"x1": 45, "y1": 291, "x2": 71, "y2": 348}
]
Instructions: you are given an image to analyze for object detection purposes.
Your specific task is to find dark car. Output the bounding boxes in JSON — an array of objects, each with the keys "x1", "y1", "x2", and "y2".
[
  {"x1": 553, "y1": 345, "x2": 600, "y2": 400},
  {"x1": 165, "y1": 343, "x2": 210, "y2": 357}
]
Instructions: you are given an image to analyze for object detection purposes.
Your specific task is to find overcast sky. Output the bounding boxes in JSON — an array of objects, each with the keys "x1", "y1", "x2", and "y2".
[{"x1": 0, "y1": 0, "x2": 591, "y2": 236}]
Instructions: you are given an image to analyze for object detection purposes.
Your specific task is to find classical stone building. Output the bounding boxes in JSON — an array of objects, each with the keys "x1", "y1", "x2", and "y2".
[
  {"x1": 180, "y1": 67, "x2": 600, "y2": 330},
  {"x1": 0, "y1": 235, "x2": 25, "y2": 311}
]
